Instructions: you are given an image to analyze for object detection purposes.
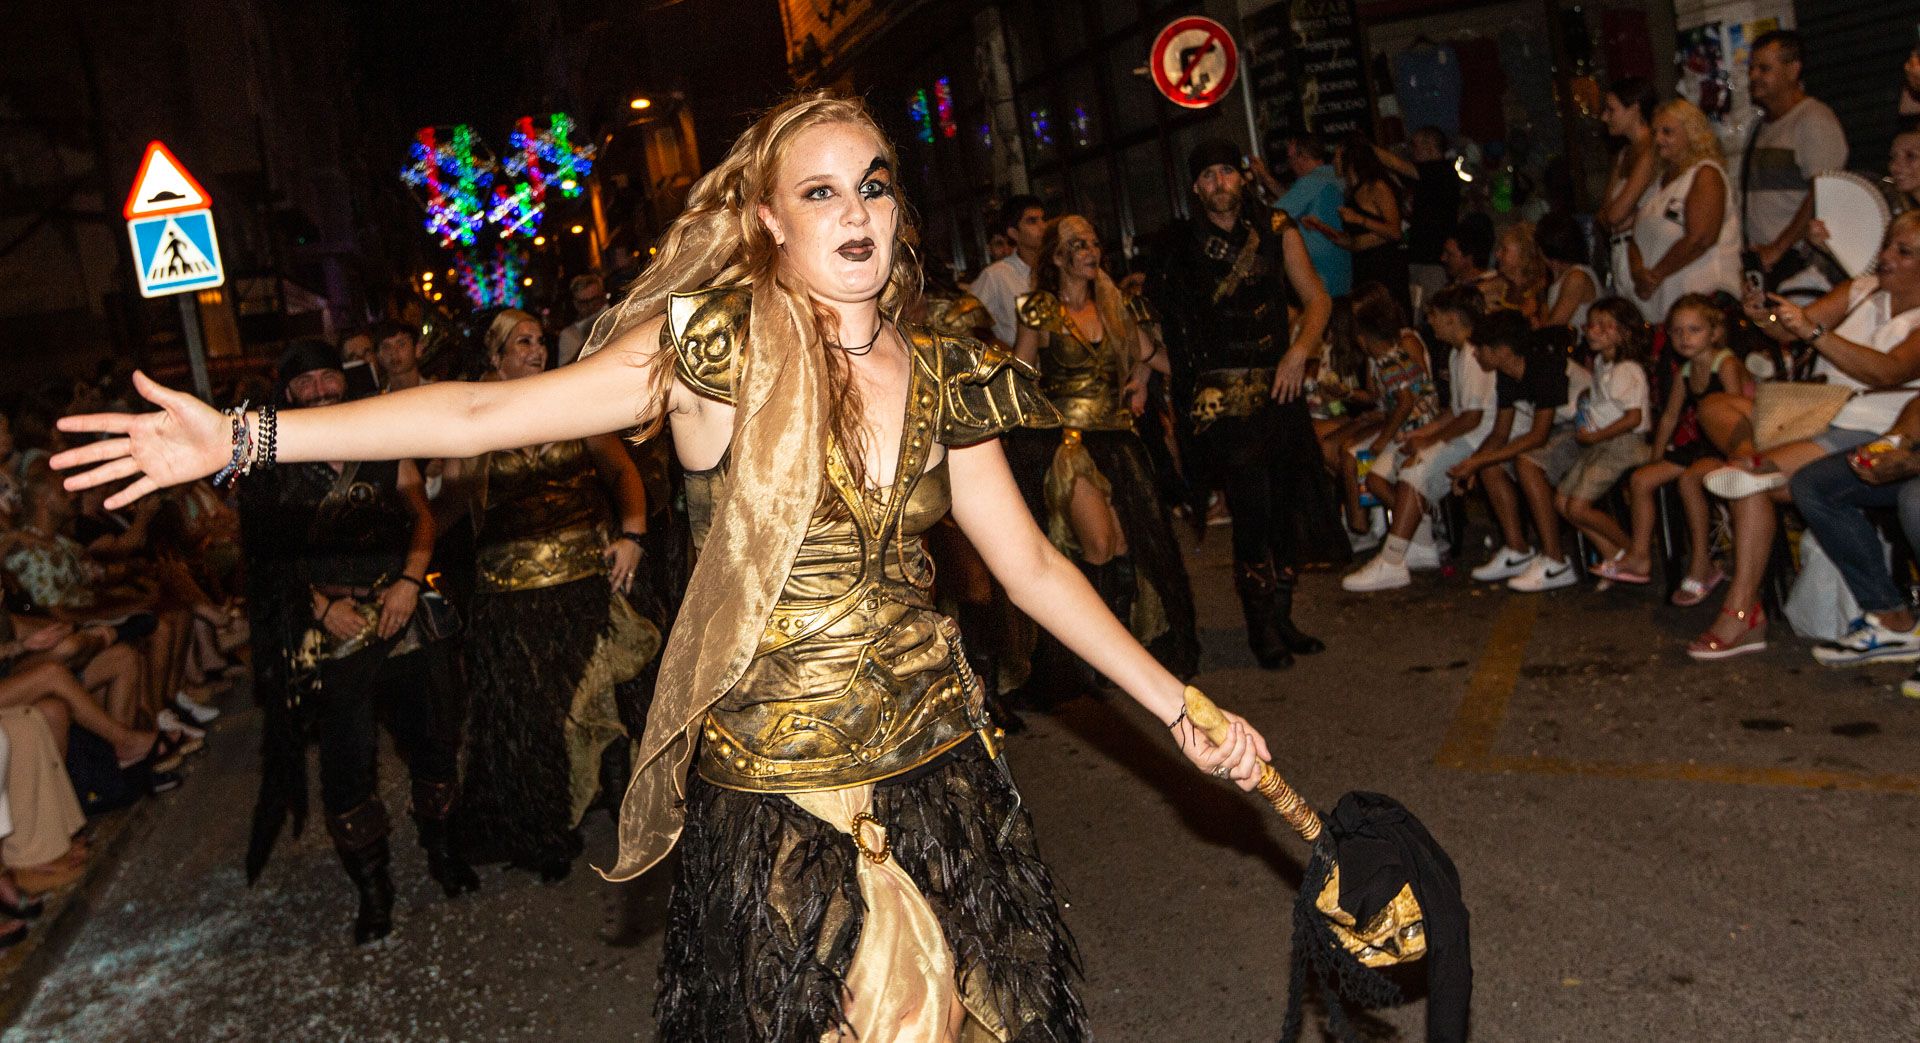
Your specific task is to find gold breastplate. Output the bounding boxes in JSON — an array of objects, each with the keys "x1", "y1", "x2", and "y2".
[
  {"x1": 688, "y1": 348, "x2": 971, "y2": 792},
  {"x1": 1019, "y1": 291, "x2": 1133, "y2": 431},
  {"x1": 473, "y1": 440, "x2": 610, "y2": 592}
]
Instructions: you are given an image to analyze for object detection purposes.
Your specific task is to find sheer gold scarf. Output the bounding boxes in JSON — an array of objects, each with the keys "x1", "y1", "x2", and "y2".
[{"x1": 599, "y1": 276, "x2": 827, "y2": 881}]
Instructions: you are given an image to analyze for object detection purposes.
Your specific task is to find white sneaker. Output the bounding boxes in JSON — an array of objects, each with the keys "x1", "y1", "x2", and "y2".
[
  {"x1": 1413, "y1": 514, "x2": 1449, "y2": 558},
  {"x1": 1341, "y1": 554, "x2": 1412, "y2": 593},
  {"x1": 1812, "y1": 613, "x2": 1920, "y2": 666},
  {"x1": 1405, "y1": 539, "x2": 1443, "y2": 571},
  {"x1": 1470, "y1": 546, "x2": 1536, "y2": 582},
  {"x1": 157, "y1": 707, "x2": 207, "y2": 741},
  {"x1": 174, "y1": 692, "x2": 221, "y2": 725},
  {"x1": 1704, "y1": 466, "x2": 1787, "y2": 499},
  {"x1": 1507, "y1": 556, "x2": 1577, "y2": 592}
]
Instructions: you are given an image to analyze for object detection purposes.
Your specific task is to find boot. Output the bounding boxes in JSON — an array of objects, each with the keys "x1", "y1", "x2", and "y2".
[
  {"x1": 1094, "y1": 556, "x2": 1138, "y2": 635},
  {"x1": 1233, "y1": 560, "x2": 1293, "y2": 670},
  {"x1": 411, "y1": 779, "x2": 479, "y2": 899},
  {"x1": 1271, "y1": 565, "x2": 1326, "y2": 655},
  {"x1": 329, "y1": 800, "x2": 394, "y2": 945}
]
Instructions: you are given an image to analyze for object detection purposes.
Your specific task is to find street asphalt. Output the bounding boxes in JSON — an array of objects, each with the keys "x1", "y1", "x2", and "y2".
[{"x1": 2, "y1": 530, "x2": 1916, "y2": 1041}]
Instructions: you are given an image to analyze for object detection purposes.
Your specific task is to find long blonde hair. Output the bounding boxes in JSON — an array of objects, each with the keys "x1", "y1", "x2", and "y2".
[
  {"x1": 1654, "y1": 99, "x2": 1724, "y2": 178},
  {"x1": 582, "y1": 90, "x2": 920, "y2": 484}
]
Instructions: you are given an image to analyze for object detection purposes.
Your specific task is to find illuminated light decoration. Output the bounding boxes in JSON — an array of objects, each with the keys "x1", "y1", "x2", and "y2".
[
  {"x1": 488, "y1": 179, "x2": 544, "y2": 239},
  {"x1": 630, "y1": 97, "x2": 652, "y2": 110},
  {"x1": 934, "y1": 78, "x2": 957, "y2": 139},
  {"x1": 907, "y1": 88, "x2": 933, "y2": 145},
  {"x1": 400, "y1": 125, "x2": 495, "y2": 248},
  {"x1": 504, "y1": 113, "x2": 595, "y2": 201},
  {"x1": 533, "y1": 235, "x2": 546, "y2": 246},
  {"x1": 1071, "y1": 105, "x2": 1091, "y2": 148},
  {"x1": 1027, "y1": 108, "x2": 1053, "y2": 147},
  {"x1": 453, "y1": 242, "x2": 526, "y2": 309},
  {"x1": 978, "y1": 121, "x2": 992, "y2": 147}
]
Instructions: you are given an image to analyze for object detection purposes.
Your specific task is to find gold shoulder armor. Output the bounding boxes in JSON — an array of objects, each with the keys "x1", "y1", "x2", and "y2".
[
  {"x1": 1125, "y1": 293, "x2": 1160, "y2": 325},
  {"x1": 1015, "y1": 290, "x2": 1064, "y2": 333},
  {"x1": 915, "y1": 329, "x2": 1062, "y2": 445},
  {"x1": 1270, "y1": 209, "x2": 1296, "y2": 236},
  {"x1": 665, "y1": 285, "x2": 751, "y2": 403}
]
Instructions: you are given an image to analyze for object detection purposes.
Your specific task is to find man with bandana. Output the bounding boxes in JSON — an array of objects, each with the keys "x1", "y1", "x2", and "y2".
[
  {"x1": 239, "y1": 339, "x2": 476, "y2": 944},
  {"x1": 1145, "y1": 140, "x2": 1347, "y2": 670}
]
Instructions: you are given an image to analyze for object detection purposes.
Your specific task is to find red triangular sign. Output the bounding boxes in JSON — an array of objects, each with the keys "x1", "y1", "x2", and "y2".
[{"x1": 123, "y1": 141, "x2": 212, "y2": 219}]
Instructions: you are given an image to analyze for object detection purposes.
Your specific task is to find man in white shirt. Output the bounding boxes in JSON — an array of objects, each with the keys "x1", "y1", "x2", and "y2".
[
  {"x1": 1742, "y1": 30, "x2": 1848, "y2": 288},
  {"x1": 555, "y1": 273, "x2": 612, "y2": 366},
  {"x1": 969, "y1": 194, "x2": 1046, "y2": 347}
]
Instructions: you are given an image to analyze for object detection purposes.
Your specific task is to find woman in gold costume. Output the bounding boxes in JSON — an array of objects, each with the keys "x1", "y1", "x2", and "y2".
[
  {"x1": 53, "y1": 93, "x2": 1273, "y2": 1040},
  {"x1": 436, "y1": 310, "x2": 661, "y2": 881},
  {"x1": 1013, "y1": 215, "x2": 1200, "y2": 677}
]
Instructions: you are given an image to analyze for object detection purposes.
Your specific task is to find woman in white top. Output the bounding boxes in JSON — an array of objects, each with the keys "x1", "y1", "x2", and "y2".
[
  {"x1": 1599, "y1": 78, "x2": 1659, "y2": 292},
  {"x1": 1689, "y1": 211, "x2": 1920, "y2": 661},
  {"x1": 1627, "y1": 99, "x2": 1742, "y2": 324},
  {"x1": 1537, "y1": 212, "x2": 1598, "y2": 332}
]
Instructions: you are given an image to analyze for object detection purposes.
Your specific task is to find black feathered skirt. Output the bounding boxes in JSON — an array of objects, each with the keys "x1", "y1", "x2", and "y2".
[
  {"x1": 656, "y1": 738, "x2": 1088, "y2": 1042},
  {"x1": 453, "y1": 575, "x2": 658, "y2": 870}
]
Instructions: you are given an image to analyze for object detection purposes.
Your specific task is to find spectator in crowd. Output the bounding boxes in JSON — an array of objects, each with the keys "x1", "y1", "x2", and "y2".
[
  {"x1": 1489, "y1": 222, "x2": 1549, "y2": 322},
  {"x1": 1608, "y1": 294, "x2": 1750, "y2": 603},
  {"x1": 1374, "y1": 127, "x2": 1460, "y2": 314},
  {"x1": 555, "y1": 273, "x2": 612, "y2": 366},
  {"x1": 1599, "y1": 77, "x2": 1659, "y2": 291},
  {"x1": 1343, "y1": 286, "x2": 1496, "y2": 591},
  {"x1": 0, "y1": 701, "x2": 90, "y2": 901},
  {"x1": 1441, "y1": 213, "x2": 1501, "y2": 306},
  {"x1": 1260, "y1": 133, "x2": 1353, "y2": 298},
  {"x1": 1628, "y1": 99, "x2": 1741, "y2": 323},
  {"x1": 1810, "y1": 117, "x2": 1920, "y2": 257},
  {"x1": 1553, "y1": 297, "x2": 1652, "y2": 574},
  {"x1": 1694, "y1": 212, "x2": 1920, "y2": 659},
  {"x1": 986, "y1": 231, "x2": 1014, "y2": 263},
  {"x1": 1741, "y1": 29, "x2": 1848, "y2": 291},
  {"x1": 970, "y1": 194, "x2": 1047, "y2": 348},
  {"x1": 1791, "y1": 396, "x2": 1920, "y2": 671},
  {"x1": 1538, "y1": 213, "x2": 1599, "y2": 331},
  {"x1": 372, "y1": 321, "x2": 432, "y2": 392},
  {"x1": 339, "y1": 328, "x2": 376, "y2": 370},
  {"x1": 1334, "y1": 284, "x2": 1438, "y2": 537},
  {"x1": 1305, "y1": 131, "x2": 1409, "y2": 316},
  {"x1": 1451, "y1": 311, "x2": 1589, "y2": 592}
]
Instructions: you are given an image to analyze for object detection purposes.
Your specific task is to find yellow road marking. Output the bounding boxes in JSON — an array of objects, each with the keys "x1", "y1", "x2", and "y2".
[
  {"x1": 1436, "y1": 597, "x2": 1920, "y2": 794},
  {"x1": 1435, "y1": 597, "x2": 1537, "y2": 770}
]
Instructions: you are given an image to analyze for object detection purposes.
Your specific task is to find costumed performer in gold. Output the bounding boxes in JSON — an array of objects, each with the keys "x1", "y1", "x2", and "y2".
[
  {"x1": 51, "y1": 92, "x2": 1273, "y2": 1041},
  {"x1": 435, "y1": 309, "x2": 661, "y2": 881}
]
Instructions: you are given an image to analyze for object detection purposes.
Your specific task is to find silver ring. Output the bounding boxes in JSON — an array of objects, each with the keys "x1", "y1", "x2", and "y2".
[{"x1": 1211, "y1": 765, "x2": 1230, "y2": 779}]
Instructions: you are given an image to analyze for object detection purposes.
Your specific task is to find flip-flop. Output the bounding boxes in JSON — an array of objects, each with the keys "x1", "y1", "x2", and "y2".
[
  {"x1": 1671, "y1": 569, "x2": 1727, "y2": 607},
  {"x1": 1594, "y1": 559, "x2": 1651, "y2": 585}
]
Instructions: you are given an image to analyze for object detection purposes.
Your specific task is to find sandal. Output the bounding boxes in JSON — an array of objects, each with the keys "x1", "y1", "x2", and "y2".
[
  {"x1": 1594, "y1": 556, "x2": 1651, "y2": 585},
  {"x1": 1671, "y1": 569, "x2": 1727, "y2": 608},
  {"x1": 1687, "y1": 603, "x2": 1767, "y2": 660}
]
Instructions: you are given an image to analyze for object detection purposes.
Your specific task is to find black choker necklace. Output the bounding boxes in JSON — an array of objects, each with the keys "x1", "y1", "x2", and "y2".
[{"x1": 834, "y1": 321, "x2": 885, "y2": 356}]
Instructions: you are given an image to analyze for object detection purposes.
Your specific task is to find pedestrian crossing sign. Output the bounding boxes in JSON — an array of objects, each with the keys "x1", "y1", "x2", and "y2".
[{"x1": 128, "y1": 208, "x2": 225, "y2": 298}]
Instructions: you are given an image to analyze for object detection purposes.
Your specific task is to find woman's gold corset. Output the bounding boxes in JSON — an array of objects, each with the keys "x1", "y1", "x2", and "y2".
[
  {"x1": 473, "y1": 440, "x2": 610, "y2": 593},
  {"x1": 667, "y1": 286, "x2": 1060, "y2": 793},
  {"x1": 1017, "y1": 291, "x2": 1134, "y2": 432}
]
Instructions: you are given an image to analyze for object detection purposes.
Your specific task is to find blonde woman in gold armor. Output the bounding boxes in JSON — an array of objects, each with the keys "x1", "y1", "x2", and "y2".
[
  {"x1": 1012, "y1": 215, "x2": 1200, "y2": 678},
  {"x1": 434, "y1": 310, "x2": 661, "y2": 882},
  {"x1": 53, "y1": 92, "x2": 1273, "y2": 1040}
]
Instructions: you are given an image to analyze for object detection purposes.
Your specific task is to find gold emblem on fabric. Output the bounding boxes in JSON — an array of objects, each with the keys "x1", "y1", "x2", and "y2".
[
  {"x1": 475, "y1": 523, "x2": 608, "y2": 593},
  {"x1": 1315, "y1": 869, "x2": 1428, "y2": 968},
  {"x1": 1190, "y1": 366, "x2": 1275, "y2": 433}
]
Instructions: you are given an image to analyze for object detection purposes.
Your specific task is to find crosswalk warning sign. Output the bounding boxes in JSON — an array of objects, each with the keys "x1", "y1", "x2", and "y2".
[{"x1": 129, "y1": 209, "x2": 225, "y2": 298}]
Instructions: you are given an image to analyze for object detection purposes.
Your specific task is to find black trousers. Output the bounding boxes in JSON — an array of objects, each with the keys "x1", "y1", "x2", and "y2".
[
  {"x1": 314, "y1": 641, "x2": 458, "y2": 818},
  {"x1": 1203, "y1": 396, "x2": 1351, "y2": 570}
]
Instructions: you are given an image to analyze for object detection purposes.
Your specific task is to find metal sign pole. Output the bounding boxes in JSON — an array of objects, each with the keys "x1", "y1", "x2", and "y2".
[{"x1": 177, "y1": 293, "x2": 213, "y2": 402}]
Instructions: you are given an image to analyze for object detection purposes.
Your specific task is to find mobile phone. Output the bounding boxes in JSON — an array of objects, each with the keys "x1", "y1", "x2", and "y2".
[{"x1": 343, "y1": 359, "x2": 381, "y2": 400}]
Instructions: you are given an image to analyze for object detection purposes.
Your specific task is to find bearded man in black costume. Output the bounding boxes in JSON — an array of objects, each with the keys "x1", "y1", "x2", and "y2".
[
  {"x1": 1146, "y1": 140, "x2": 1347, "y2": 669},
  {"x1": 240, "y1": 339, "x2": 476, "y2": 944}
]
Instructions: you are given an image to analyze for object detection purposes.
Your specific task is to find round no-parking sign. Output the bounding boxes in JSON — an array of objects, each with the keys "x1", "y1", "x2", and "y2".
[{"x1": 1149, "y1": 16, "x2": 1239, "y2": 109}]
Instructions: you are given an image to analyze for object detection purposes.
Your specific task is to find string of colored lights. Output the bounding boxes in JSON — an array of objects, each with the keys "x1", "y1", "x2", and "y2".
[
  {"x1": 400, "y1": 125, "x2": 495, "y2": 248},
  {"x1": 454, "y1": 242, "x2": 526, "y2": 309}
]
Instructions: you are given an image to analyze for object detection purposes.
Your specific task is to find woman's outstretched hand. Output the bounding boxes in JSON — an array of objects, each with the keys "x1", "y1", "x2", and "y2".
[
  {"x1": 50, "y1": 372, "x2": 232, "y2": 510},
  {"x1": 1172, "y1": 709, "x2": 1271, "y2": 792}
]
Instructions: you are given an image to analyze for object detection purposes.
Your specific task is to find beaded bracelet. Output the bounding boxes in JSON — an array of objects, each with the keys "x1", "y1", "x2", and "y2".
[{"x1": 211, "y1": 402, "x2": 250, "y2": 487}]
